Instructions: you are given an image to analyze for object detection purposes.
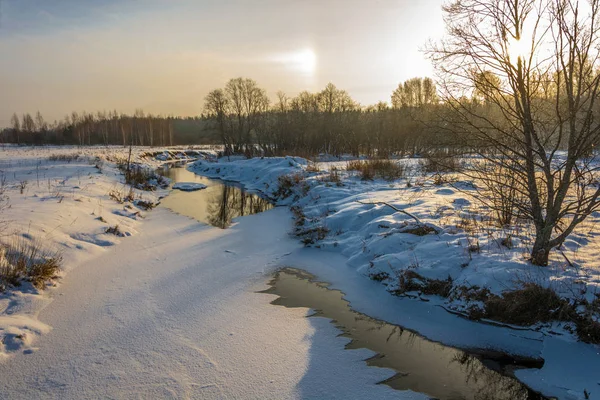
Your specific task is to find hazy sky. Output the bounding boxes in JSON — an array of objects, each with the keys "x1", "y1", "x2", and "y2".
[{"x1": 0, "y1": 0, "x2": 445, "y2": 127}]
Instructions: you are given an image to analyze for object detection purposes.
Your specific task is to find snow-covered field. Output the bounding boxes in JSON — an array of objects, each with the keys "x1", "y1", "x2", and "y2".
[
  {"x1": 0, "y1": 146, "x2": 159, "y2": 357},
  {"x1": 0, "y1": 146, "x2": 424, "y2": 399},
  {"x1": 1, "y1": 146, "x2": 599, "y2": 399},
  {"x1": 0, "y1": 145, "x2": 221, "y2": 357},
  {"x1": 191, "y1": 155, "x2": 600, "y2": 400}
]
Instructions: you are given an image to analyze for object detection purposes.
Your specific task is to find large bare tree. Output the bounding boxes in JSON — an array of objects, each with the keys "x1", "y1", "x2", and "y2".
[
  {"x1": 204, "y1": 78, "x2": 269, "y2": 156},
  {"x1": 429, "y1": 0, "x2": 600, "y2": 265}
]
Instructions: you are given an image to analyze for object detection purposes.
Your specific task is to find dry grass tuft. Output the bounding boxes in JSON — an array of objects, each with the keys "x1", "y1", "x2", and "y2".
[
  {"x1": 109, "y1": 187, "x2": 135, "y2": 204},
  {"x1": 305, "y1": 163, "x2": 320, "y2": 173},
  {"x1": 346, "y1": 159, "x2": 404, "y2": 181},
  {"x1": 483, "y1": 283, "x2": 575, "y2": 325},
  {"x1": 275, "y1": 173, "x2": 309, "y2": 199},
  {"x1": 105, "y1": 225, "x2": 123, "y2": 236},
  {"x1": 0, "y1": 236, "x2": 62, "y2": 290},
  {"x1": 48, "y1": 153, "x2": 80, "y2": 163},
  {"x1": 393, "y1": 270, "x2": 453, "y2": 298}
]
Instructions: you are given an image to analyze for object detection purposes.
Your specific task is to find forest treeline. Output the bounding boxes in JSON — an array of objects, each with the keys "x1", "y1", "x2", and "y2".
[
  {"x1": 3, "y1": 73, "x2": 571, "y2": 157},
  {"x1": 0, "y1": 110, "x2": 217, "y2": 146},
  {"x1": 2, "y1": 77, "x2": 444, "y2": 156},
  {"x1": 204, "y1": 77, "x2": 439, "y2": 157}
]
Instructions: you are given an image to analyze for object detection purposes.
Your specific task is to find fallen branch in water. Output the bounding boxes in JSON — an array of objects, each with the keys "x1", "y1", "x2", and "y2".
[{"x1": 356, "y1": 200, "x2": 422, "y2": 224}]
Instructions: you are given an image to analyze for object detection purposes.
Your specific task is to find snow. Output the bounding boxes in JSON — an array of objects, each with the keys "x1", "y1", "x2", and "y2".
[
  {"x1": 0, "y1": 145, "x2": 216, "y2": 358},
  {"x1": 0, "y1": 207, "x2": 420, "y2": 399},
  {"x1": 172, "y1": 182, "x2": 207, "y2": 191},
  {"x1": 0, "y1": 146, "x2": 426, "y2": 399},
  {"x1": 0, "y1": 146, "x2": 598, "y2": 399},
  {"x1": 190, "y1": 156, "x2": 307, "y2": 201},
  {"x1": 191, "y1": 155, "x2": 600, "y2": 400}
]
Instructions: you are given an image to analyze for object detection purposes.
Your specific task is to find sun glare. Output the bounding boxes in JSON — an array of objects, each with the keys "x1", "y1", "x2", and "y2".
[
  {"x1": 506, "y1": 36, "x2": 531, "y2": 63},
  {"x1": 272, "y1": 48, "x2": 317, "y2": 76},
  {"x1": 292, "y1": 48, "x2": 317, "y2": 74}
]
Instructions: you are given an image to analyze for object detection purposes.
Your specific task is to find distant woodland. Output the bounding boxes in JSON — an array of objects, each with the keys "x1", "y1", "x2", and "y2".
[{"x1": 2, "y1": 77, "x2": 441, "y2": 156}]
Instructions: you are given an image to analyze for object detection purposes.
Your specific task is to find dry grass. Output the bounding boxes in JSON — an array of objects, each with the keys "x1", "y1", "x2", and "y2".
[
  {"x1": 275, "y1": 173, "x2": 309, "y2": 199},
  {"x1": 48, "y1": 153, "x2": 80, "y2": 163},
  {"x1": 291, "y1": 206, "x2": 306, "y2": 227},
  {"x1": 318, "y1": 169, "x2": 343, "y2": 186},
  {"x1": 296, "y1": 226, "x2": 330, "y2": 245},
  {"x1": 577, "y1": 317, "x2": 600, "y2": 344},
  {"x1": 116, "y1": 162, "x2": 167, "y2": 191},
  {"x1": 109, "y1": 187, "x2": 135, "y2": 203},
  {"x1": 305, "y1": 163, "x2": 320, "y2": 173},
  {"x1": 400, "y1": 224, "x2": 438, "y2": 236},
  {"x1": 420, "y1": 151, "x2": 461, "y2": 174},
  {"x1": 483, "y1": 283, "x2": 575, "y2": 325},
  {"x1": 105, "y1": 225, "x2": 123, "y2": 236},
  {"x1": 0, "y1": 236, "x2": 62, "y2": 290},
  {"x1": 18, "y1": 180, "x2": 27, "y2": 194},
  {"x1": 393, "y1": 270, "x2": 453, "y2": 298},
  {"x1": 134, "y1": 200, "x2": 156, "y2": 211},
  {"x1": 346, "y1": 159, "x2": 405, "y2": 181}
]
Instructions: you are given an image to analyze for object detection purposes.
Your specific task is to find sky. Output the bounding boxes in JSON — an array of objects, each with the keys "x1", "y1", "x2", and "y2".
[{"x1": 0, "y1": 0, "x2": 445, "y2": 128}]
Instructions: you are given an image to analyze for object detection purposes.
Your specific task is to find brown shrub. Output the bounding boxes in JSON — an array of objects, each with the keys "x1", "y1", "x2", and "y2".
[
  {"x1": 483, "y1": 283, "x2": 575, "y2": 325},
  {"x1": 576, "y1": 318, "x2": 600, "y2": 344},
  {"x1": 346, "y1": 159, "x2": 404, "y2": 181}
]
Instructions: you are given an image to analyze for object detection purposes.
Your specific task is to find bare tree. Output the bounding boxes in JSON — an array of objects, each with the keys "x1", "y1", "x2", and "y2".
[
  {"x1": 204, "y1": 89, "x2": 232, "y2": 154},
  {"x1": 428, "y1": 0, "x2": 600, "y2": 265},
  {"x1": 10, "y1": 113, "x2": 20, "y2": 144}
]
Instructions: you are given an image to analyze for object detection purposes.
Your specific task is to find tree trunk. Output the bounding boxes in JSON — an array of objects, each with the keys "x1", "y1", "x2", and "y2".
[{"x1": 530, "y1": 225, "x2": 553, "y2": 266}]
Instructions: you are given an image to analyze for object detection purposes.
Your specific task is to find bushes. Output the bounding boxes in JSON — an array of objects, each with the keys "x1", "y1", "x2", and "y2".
[
  {"x1": 116, "y1": 161, "x2": 168, "y2": 191},
  {"x1": 346, "y1": 159, "x2": 405, "y2": 181},
  {"x1": 483, "y1": 283, "x2": 575, "y2": 325}
]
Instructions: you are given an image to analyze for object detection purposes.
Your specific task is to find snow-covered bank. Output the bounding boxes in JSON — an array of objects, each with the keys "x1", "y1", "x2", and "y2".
[
  {"x1": 0, "y1": 206, "x2": 429, "y2": 399},
  {"x1": 191, "y1": 156, "x2": 600, "y2": 400},
  {"x1": 0, "y1": 146, "x2": 181, "y2": 357}
]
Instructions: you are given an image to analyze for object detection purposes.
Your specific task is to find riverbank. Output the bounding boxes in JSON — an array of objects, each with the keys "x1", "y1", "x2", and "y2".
[
  {"x1": 0, "y1": 204, "x2": 425, "y2": 399},
  {"x1": 190, "y1": 155, "x2": 600, "y2": 400},
  {"x1": 0, "y1": 146, "x2": 429, "y2": 399}
]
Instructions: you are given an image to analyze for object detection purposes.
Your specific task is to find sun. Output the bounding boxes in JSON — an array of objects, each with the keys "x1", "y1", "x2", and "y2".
[
  {"x1": 290, "y1": 49, "x2": 317, "y2": 74},
  {"x1": 271, "y1": 48, "x2": 317, "y2": 76},
  {"x1": 506, "y1": 35, "x2": 531, "y2": 64}
]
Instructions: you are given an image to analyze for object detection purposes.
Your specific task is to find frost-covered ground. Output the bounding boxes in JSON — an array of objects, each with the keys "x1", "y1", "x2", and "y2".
[
  {"x1": 0, "y1": 145, "x2": 219, "y2": 357},
  {"x1": 1, "y1": 145, "x2": 599, "y2": 399},
  {"x1": 0, "y1": 145, "x2": 426, "y2": 399},
  {"x1": 191, "y1": 155, "x2": 600, "y2": 400}
]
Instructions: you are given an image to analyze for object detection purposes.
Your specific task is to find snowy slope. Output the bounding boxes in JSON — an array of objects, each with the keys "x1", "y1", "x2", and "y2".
[
  {"x1": 0, "y1": 207, "x2": 426, "y2": 400},
  {"x1": 190, "y1": 155, "x2": 600, "y2": 400}
]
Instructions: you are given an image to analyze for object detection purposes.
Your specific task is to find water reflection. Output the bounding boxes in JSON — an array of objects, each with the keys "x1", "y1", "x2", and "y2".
[
  {"x1": 263, "y1": 269, "x2": 550, "y2": 400},
  {"x1": 207, "y1": 185, "x2": 273, "y2": 228},
  {"x1": 158, "y1": 164, "x2": 273, "y2": 228}
]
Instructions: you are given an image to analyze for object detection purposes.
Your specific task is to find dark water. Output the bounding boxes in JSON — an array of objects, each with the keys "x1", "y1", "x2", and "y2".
[
  {"x1": 263, "y1": 268, "x2": 552, "y2": 400},
  {"x1": 158, "y1": 163, "x2": 273, "y2": 228}
]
